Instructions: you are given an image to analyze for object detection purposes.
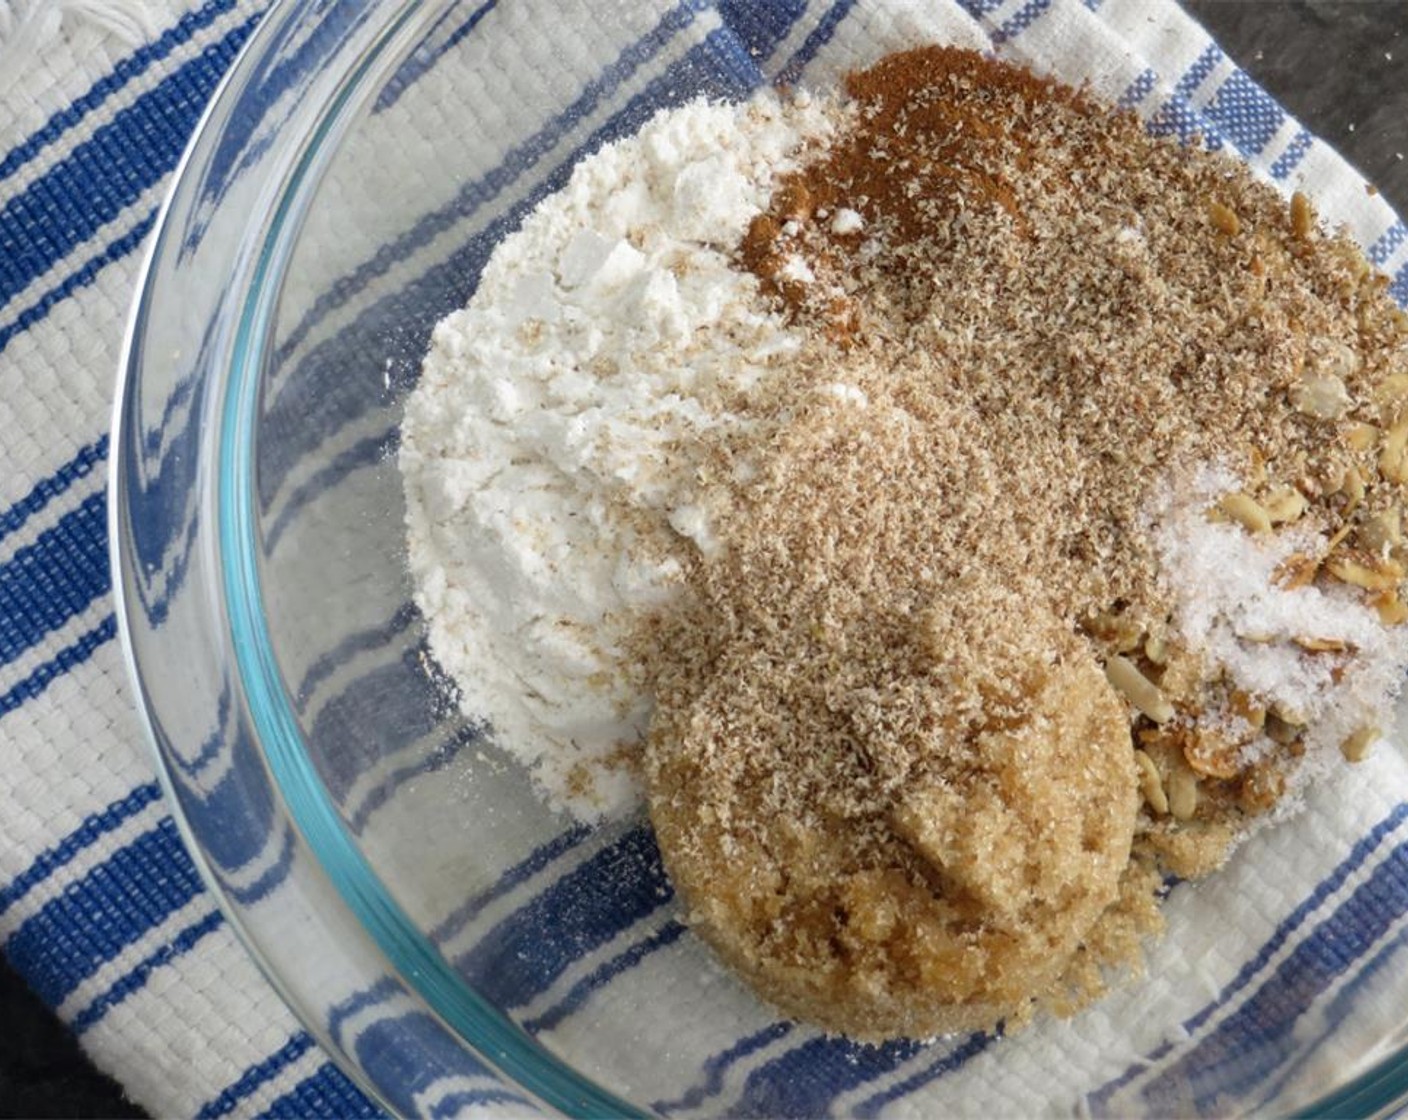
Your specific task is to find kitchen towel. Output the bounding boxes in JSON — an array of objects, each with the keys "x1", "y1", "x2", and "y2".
[{"x1": 5, "y1": 0, "x2": 1408, "y2": 1117}]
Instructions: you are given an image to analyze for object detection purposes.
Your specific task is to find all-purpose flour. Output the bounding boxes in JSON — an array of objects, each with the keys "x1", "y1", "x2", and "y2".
[{"x1": 400, "y1": 94, "x2": 845, "y2": 819}]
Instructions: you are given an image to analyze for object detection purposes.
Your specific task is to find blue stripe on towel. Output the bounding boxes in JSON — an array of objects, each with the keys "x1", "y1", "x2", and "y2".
[
  {"x1": 166, "y1": 721, "x2": 280, "y2": 877},
  {"x1": 72, "y1": 908, "x2": 224, "y2": 1034},
  {"x1": 345, "y1": 724, "x2": 478, "y2": 835},
  {"x1": 455, "y1": 825, "x2": 672, "y2": 1008},
  {"x1": 957, "y1": 0, "x2": 1009, "y2": 16},
  {"x1": 255, "y1": 1062, "x2": 385, "y2": 1120},
  {"x1": 0, "y1": 782, "x2": 161, "y2": 916},
  {"x1": 0, "y1": 15, "x2": 261, "y2": 309},
  {"x1": 222, "y1": 823, "x2": 296, "y2": 906},
  {"x1": 1088, "y1": 802, "x2": 1408, "y2": 1113},
  {"x1": 0, "y1": 207, "x2": 159, "y2": 357},
  {"x1": 0, "y1": 0, "x2": 241, "y2": 185},
  {"x1": 352, "y1": 1012, "x2": 531, "y2": 1117},
  {"x1": 652, "y1": 1023, "x2": 795, "y2": 1115},
  {"x1": 992, "y1": 0, "x2": 1054, "y2": 46},
  {"x1": 1184, "y1": 803, "x2": 1408, "y2": 1036},
  {"x1": 730, "y1": 1035, "x2": 926, "y2": 1119},
  {"x1": 134, "y1": 508, "x2": 200, "y2": 629},
  {"x1": 0, "y1": 436, "x2": 106, "y2": 549},
  {"x1": 1174, "y1": 44, "x2": 1222, "y2": 100},
  {"x1": 1370, "y1": 221, "x2": 1408, "y2": 267},
  {"x1": 198, "y1": 1032, "x2": 317, "y2": 1119},
  {"x1": 327, "y1": 977, "x2": 401, "y2": 1049},
  {"x1": 1269, "y1": 128, "x2": 1312, "y2": 180},
  {"x1": 1391, "y1": 259, "x2": 1408, "y2": 308},
  {"x1": 430, "y1": 824, "x2": 594, "y2": 946},
  {"x1": 1138, "y1": 46, "x2": 1224, "y2": 153},
  {"x1": 4, "y1": 817, "x2": 205, "y2": 1007},
  {"x1": 852, "y1": 1033, "x2": 995, "y2": 1118},
  {"x1": 667, "y1": 1023, "x2": 982, "y2": 1117},
  {"x1": 522, "y1": 919, "x2": 688, "y2": 1034},
  {"x1": 1118, "y1": 68, "x2": 1158, "y2": 110},
  {"x1": 171, "y1": 683, "x2": 231, "y2": 780},
  {"x1": 373, "y1": 0, "x2": 499, "y2": 113},
  {"x1": 718, "y1": 0, "x2": 806, "y2": 60},
  {"x1": 139, "y1": 360, "x2": 199, "y2": 461},
  {"x1": 0, "y1": 614, "x2": 116, "y2": 721},
  {"x1": 306, "y1": 644, "x2": 467, "y2": 805},
  {"x1": 1255, "y1": 917, "x2": 1408, "y2": 1106},
  {"x1": 1147, "y1": 95, "x2": 1219, "y2": 148},
  {"x1": 1203, "y1": 69, "x2": 1284, "y2": 156},
  {"x1": 427, "y1": 1089, "x2": 528, "y2": 1117},
  {"x1": 186, "y1": 2, "x2": 376, "y2": 225},
  {"x1": 1135, "y1": 834, "x2": 1408, "y2": 1116},
  {"x1": 264, "y1": 430, "x2": 397, "y2": 553},
  {"x1": 775, "y1": 0, "x2": 858, "y2": 87},
  {"x1": 294, "y1": 603, "x2": 418, "y2": 710},
  {"x1": 0, "y1": 491, "x2": 109, "y2": 672}
]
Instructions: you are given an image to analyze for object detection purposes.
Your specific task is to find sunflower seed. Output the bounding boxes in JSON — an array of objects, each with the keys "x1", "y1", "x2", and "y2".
[
  {"x1": 1291, "y1": 191, "x2": 1314, "y2": 239},
  {"x1": 1167, "y1": 764, "x2": 1198, "y2": 821},
  {"x1": 1291, "y1": 373, "x2": 1352, "y2": 420},
  {"x1": 1208, "y1": 199, "x2": 1241, "y2": 237},
  {"x1": 1218, "y1": 491, "x2": 1272, "y2": 534},
  {"x1": 1134, "y1": 749, "x2": 1169, "y2": 815},
  {"x1": 1106, "y1": 655, "x2": 1175, "y2": 723},
  {"x1": 1341, "y1": 726, "x2": 1378, "y2": 762}
]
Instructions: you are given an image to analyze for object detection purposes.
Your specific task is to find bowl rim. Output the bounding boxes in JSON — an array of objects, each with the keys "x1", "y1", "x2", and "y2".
[
  {"x1": 109, "y1": 1, "x2": 1408, "y2": 1116},
  {"x1": 109, "y1": 1, "x2": 643, "y2": 1114},
  {"x1": 215, "y1": 22, "x2": 645, "y2": 1109},
  {"x1": 104, "y1": 25, "x2": 407, "y2": 1120}
]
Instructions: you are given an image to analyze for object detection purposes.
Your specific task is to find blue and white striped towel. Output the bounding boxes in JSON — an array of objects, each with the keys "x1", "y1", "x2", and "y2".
[{"x1": 5, "y1": 0, "x2": 1408, "y2": 1117}]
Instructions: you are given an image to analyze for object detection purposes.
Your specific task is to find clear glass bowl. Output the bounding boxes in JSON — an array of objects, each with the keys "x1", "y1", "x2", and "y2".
[{"x1": 109, "y1": 0, "x2": 1408, "y2": 1115}]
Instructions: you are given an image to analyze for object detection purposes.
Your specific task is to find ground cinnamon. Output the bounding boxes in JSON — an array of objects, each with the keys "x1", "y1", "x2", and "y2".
[{"x1": 740, "y1": 46, "x2": 1091, "y2": 338}]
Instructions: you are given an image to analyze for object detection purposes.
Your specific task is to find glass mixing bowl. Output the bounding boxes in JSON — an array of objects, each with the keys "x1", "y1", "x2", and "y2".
[{"x1": 110, "y1": 0, "x2": 1408, "y2": 1114}]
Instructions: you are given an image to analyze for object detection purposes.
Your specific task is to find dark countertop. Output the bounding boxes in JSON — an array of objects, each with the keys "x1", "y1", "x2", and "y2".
[
  {"x1": 0, "y1": 958, "x2": 143, "y2": 1118},
  {"x1": 3, "y1": 4, "x2": 1406, "y2": 1118}
]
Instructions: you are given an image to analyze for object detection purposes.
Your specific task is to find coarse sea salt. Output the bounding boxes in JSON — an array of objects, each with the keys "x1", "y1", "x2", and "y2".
[{"x1": 1153, "y1": 466, "x2": 1408, "y2": 805}]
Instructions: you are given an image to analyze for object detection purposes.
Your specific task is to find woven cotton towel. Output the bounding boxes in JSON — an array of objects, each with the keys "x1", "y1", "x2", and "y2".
[
  {"x1": 0, "y1": 1, "x2": 377, "y2": 1114},
  {"x1": 4, "y1": 1, "x2": 1408, "y2": 1117}
]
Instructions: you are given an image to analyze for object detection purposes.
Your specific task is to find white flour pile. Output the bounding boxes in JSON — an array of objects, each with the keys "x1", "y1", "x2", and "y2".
[{"x1": 399, "y1": 93, "x2": 846, "y2": 818}]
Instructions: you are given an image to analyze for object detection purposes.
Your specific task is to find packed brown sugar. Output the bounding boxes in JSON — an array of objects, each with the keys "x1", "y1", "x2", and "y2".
[{"x1": 640, "y1": 47, "x2": 1408, "y2": 1040}]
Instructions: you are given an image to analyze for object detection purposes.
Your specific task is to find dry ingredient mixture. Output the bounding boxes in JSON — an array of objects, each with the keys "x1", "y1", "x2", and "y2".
[{"x1": 402, "y1": 46, "x2": 1408, "y2": 1041}]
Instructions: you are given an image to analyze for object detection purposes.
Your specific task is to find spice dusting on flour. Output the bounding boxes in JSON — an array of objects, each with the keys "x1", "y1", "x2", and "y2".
[{"x1": 401, "y1": 46, "x2": 1408, "y2": 1040}]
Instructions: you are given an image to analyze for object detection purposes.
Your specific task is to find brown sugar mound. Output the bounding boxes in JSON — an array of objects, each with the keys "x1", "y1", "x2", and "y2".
[
  {"x1": 642, "y1": 357, "x2": 1148, "y2": 1037},
  {"x1": 649, "y1": 598, "x2": 1137, "y2": 1038},
  {"x1": 641, "y1": 44, "x2": 1408, "y2": 1040}
]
